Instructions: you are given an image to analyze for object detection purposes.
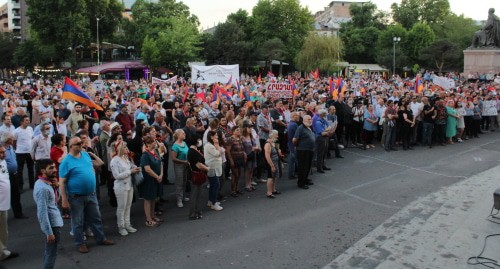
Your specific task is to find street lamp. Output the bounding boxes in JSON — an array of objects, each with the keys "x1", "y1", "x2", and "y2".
[
  {"x1": 393, "y1": 36, "x2": 401, "y2": 76},
  {"x1": 96, "y1": 16, "x2": 103, "y2": 66}
]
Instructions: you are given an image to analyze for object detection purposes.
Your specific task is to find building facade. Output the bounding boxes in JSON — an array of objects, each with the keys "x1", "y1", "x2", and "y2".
[
  {"x1": 0, "y1": 0, "x2": 29, "y2": 40},
  {"x1": 314, "y1": 1, "x2": 367, "y2": 37}
]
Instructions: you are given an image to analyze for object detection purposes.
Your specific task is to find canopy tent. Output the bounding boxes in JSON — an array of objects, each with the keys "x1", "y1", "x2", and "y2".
[
  {"x1": 76, "y1": 61, "x2": 149, "y2": 80},
  {"x1": 76, "y1": 61, "x2": 147, "y2": 74}
]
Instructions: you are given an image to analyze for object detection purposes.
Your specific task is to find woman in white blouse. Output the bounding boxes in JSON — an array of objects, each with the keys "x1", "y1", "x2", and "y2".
[
  {"x1": 110, "y1": 141, "x2": 141, "y2": 236},
  {"x1": 203, "y1": 130, "x2": 223, "y2": 211}
]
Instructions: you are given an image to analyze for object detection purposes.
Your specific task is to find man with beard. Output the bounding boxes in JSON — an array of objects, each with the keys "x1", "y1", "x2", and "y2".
[
  {"x1": 293, "y1": 115, "x2": 315, "y2": 189},
  {"x1": 33, "y1": 159, "x2": 63, "y2": 269},
  {"x1": 67, "y1": 104, "x2": 83, "y2": 136}
]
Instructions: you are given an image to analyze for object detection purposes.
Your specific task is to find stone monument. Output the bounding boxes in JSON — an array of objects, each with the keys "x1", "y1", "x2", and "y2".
[{"x1": 464, "y1": 8, "x2": 500, "y2": 75}]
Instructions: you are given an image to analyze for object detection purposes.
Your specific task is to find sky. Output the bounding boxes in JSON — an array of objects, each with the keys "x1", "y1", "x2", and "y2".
[
  {"x1": 181, "y1": 0, "x2": 498, "y2": 30},
  {"x1": 0, "y1": 0, "x2": 497, "y2": 29}
]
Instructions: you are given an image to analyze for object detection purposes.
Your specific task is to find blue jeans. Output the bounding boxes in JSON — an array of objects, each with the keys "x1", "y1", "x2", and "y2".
[
  {"x1": 208, "y1": 176, "x2": 220, "y2": 204},
  {"x1": 422, "y1": 122, "x2": 434, "y2": 146},
  {"x1": 43, "y1": 227, "x2": 60, "y2": 269},
  {"x1": 288, "y1": 148, "x2": 297, "y2": 178},
  {"x1": 68, "y1": 193, "x2": 106, "y2": 246}
]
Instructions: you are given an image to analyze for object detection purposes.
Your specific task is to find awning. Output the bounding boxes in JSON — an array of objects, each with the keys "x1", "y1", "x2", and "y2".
[{"x1": 76, "y1": 61, "x2": 147, "y2": 74}]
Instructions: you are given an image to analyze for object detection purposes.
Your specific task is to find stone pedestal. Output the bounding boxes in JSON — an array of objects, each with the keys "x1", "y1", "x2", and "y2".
[{"x1": 463, "y1": 49, "x2": 500, "y2": 75}]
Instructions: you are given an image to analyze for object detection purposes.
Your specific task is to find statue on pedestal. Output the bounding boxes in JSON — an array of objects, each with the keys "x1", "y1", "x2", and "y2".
[{"x1": 469, "y1": 8, "x2": 500, "y2": 49}]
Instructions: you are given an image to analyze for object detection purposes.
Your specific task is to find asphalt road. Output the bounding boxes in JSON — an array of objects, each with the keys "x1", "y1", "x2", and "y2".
[{"x1": 3, "y1": 131, "x2": 500, "y2": 269}]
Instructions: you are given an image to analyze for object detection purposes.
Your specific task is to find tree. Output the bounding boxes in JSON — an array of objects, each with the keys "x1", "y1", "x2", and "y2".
[
  {"x1": 419, "y1": 39, "x2": 461, "y2": 72},
  {"x1": 0, "y1": 33, "x2": 17, "y2": 78},
  {"x1": 391, "y1": 0, "x2": 451, "y2": 29},
  {"x1": 259, "y1": 37, "x2": 286, "y2": 74},
  {"x1": 125, "y1": 0, "x2": 199, "y2": 54},
  {"x1": 349, "y1": 2, "x2": 387, "y2": 29},
  {"x1": 340, "y1": 26, "x2": 381, "y2": 63},
  {"x1": 13, "y1": 37, "x2": 57, "y2": 70},
  {"x1": 204, "y1": 21, "x2": 253, "y2": 67},
  {"x1": 404, "y1": 23, "x2": 435, "y2": 63},
  {"x1": 340, "y1": 2, "x2": 385, "y2": 63},
  {"x1": 295, "y1": 33, "x2": 344, "y2": 74},
  {"x1": 374, "y1": 24, "x2": 410, "y2": 71},
  {"x1": 431, "y1": 13, "x2": 479, "y2": 50},
  {"x1": 252, "y1": 0, "x2": 313, "y2": 63},
  {"x1": 26, "y1": 0, "x2": 123, "y2": 64},
  {"x1": 140, "y1": 16, "x2": 200, "y2": 72}
]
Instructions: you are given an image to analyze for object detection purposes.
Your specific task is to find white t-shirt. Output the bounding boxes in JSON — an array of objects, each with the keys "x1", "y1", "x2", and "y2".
[
  {"x1": 14, "y1": 126, "x2": 34, "y2": 154},
  {"x1": 0, "y1": 159, "x2": 10, "y2": 210}
]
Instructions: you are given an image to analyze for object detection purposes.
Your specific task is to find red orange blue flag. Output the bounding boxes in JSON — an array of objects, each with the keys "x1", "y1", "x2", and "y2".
[{"x1": 62, "y1": 77, "x2": 103, "y2": 110}]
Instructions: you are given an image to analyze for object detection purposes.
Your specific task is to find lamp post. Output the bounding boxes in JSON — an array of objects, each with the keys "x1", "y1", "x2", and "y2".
[
  {"x1": 393, "y1": 36, "x2": 401, "y2": 76},
  {"x1": 96, "y1": 16, "x2": 104, "y2": 66}
]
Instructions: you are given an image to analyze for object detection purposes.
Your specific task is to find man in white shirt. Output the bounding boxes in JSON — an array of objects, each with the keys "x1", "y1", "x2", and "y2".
[
  {"x1": 410, "y1": 96, "x2": 424, "y2": 145},
  {"x1": 0, "y1": 114, "x2": 15, "y2": 137},
  {"x1": 13, "y1": 115, "x2": 35, "y2": 190},
  {"x1": 32, "y1": 122, "x2": 52, "y2": 175},
  {"x1": 0, "y1": 145, "x2": 19, "y2": 261}
]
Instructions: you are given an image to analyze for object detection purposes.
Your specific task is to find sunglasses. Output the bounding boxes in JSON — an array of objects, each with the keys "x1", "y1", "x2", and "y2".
[{"x1": 71, "y1": 142, "x2": 83, "y2": 147}]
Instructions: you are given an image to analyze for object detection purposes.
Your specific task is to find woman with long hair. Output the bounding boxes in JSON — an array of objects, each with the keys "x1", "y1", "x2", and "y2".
[
  {"x1": 398, "y1": 101, "x2": 415, "y2": 150},
  {"x1": 138, "y1": 135, "x2": 163, "y2": 227},
  {"x1": 241, "y1": 120, "x2": 258, "y2": 192},
  {"x1": 110, "y1": 141, "x2": 141, "y2": 235},
  {"x1": 187, "y1": 138, "x2": 210, "y2": 219},
  {"x1": 204, "y1": 130, "x2": 224, "y2": 211},
  {"x1": 226, "y1": 126, "x2": 246, "y2": 197}
]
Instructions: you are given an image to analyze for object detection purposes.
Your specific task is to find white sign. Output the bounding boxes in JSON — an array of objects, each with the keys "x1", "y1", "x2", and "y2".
[
  {"x1": 93, "y1": 80, "x2": 104, "y2": 91},
  {"x1": 432, "y1": 76, "x2": 455, "y2": 90},
  {"x1": 265, "y1": 83, "x2": 294, "y2": 99},
  {"x1": 191, "y1": 65, "x2": 239, "y2": 84},
  {"x1": 152, "y1": 76, "x2": 177, "y2": 85}
]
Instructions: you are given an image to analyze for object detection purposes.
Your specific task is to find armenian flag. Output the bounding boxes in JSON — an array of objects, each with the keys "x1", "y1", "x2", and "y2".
[
  {"x1": 416, "y1": 76, "x2": 423, "y2": 93},
  {"x1": 224, "y1": 75, "x2": 233, "y2": 90},
  {"x1": 62, "y1": 77, "x2": 103, "y2": 110}
]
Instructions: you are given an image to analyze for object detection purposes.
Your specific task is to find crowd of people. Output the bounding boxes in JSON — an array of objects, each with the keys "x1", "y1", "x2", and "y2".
[{"x1": 0, "y1": 71, "x2": 499, "y2": 268}]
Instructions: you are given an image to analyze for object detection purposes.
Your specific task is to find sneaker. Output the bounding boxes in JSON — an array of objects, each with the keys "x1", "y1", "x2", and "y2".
[
  {"x1": 183, "y1": 197, "x2": 190, "y2": 202},
  {"x1": 85, "y1": 229, "x2": 94, "y2": 237},
  {"x1": 256, "y1": 179, "x2": 267, "y2": 183},
  {"x1": 118, "y1": 228, "x2": 128, "y2": 236},
  {"x1": 211, "y1": 203, "x2": 223, "y2": 211},
  {"x1": 207, "y1": 201, "x2": 213, "y2": 207},
  {"x1": 338, "y1": 144, "x2": 345, "y2": 149},
  {"x1": 457, "y1": 138, "x2": 463, "y2": 143},
  {"x1": 177, "y1": 201, "x2": 184, "y2": 208},
  {"x1": 251, "y1": 181, "x2": 258, "y2": 186},
  {"x1": 125, "y1": 226, "x2": 137, "y2": 233},
  {"x1": 70, "y1": 231, "x2": 87, "y2": 241}
]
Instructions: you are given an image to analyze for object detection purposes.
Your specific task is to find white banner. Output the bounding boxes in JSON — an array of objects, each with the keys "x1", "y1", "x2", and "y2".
[
  {"x1": 191, "y1": 65, "x2": 239, "y2": 84},
  {"x1": 152, "y1": 76, "x2": 177, "y2": 85},
  {"x1": 432, "y1": 76, "x2": 455, "y2": 90},
  {"x1": 265, "y1": 83, "x2": 294, "y2": 99}
]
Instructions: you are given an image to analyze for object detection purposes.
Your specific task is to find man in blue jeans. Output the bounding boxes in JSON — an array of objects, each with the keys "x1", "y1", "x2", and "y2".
[
  {"x1": 33, "y1": 159, "x2": 63, "y2": 269},
  {"x1": 59, "y1": 137, "x2": 115, "y2": 254}
]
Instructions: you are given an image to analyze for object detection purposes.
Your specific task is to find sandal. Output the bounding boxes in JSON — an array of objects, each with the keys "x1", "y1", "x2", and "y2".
[
  {"x1": 266, "y1": 194, "x2": 276, "y2": 199},
  {"x1": 153, "y1": 217, "x2": 164, "y2": 223},
  {"x1": 250, "y1": 186, "x2": 257, "y2": 191},
  {"x1": 236, "y1": 190, "x2": 244, "y2": 195},
  {"x1": 245, "y1": 187, "x2": 253, "y2": 192},
  {"x1": 145, "y1": 220, "x2": 159, "y2": 227},
  {"x1": 272, "y1": 190, "x2": 281, "y2": 195},
  {"x1": 230, "y1": 192, "x2": 239, "y2": 197}
]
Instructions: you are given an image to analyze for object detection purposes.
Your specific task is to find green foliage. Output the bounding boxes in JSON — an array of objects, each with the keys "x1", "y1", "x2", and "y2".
[
  {"x1": 374, "y1": 25, "x2": 410, "y2": 70},
  {"x1": 391, "y1": 0, "x2": 451, "y2": 29},
  {"x1": 0, "y1": 33, "x2": 17, "y2": 70},
  {"x1": 252, "y1": 0, "x2": 314, "y2": 62},
  {"x1": 140, "y1": 16, "x2": 200, "y2": 70},
  {"x1": 295, "y1": 33, "x2": 344, "y2": 73},
  {"x1": 404, "y1": 23, "x2": 435, "y2": 63},
  {"x1": 349, "y1": 2, "x2": 387, "y2": 29},
  {"x1": 126, "y1": 0, "x2": 199, "y2": 53},
  {"x1": 419, "y1": 39, "x2": 461, "y2": 71},
  {"x1": 431, "y1": 14, "x2": 480, "y2": 50},
  {"x1": 26, "y1": 0, "x2": 123, "y2": 63},
  {"x1": 203, "y1": 21, "x2": 250, "y2": 65},
  {"x1": 340, "y1": 26, "x2": 380, "y2": 63},
  {"x1": 13, "y1": 37, "x2": 57, "y2": 69}
]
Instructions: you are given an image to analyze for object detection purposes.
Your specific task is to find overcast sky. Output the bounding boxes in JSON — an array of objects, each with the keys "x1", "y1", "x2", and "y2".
[{"x1": 1, "y1": 0, "x2": 496, "y2": 30}]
